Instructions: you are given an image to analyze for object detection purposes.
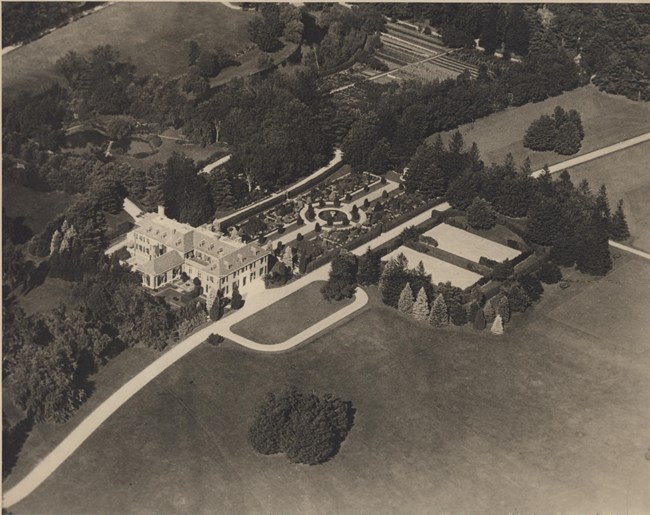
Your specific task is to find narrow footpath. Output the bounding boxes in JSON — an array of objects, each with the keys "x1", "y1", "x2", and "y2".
[{"x1": 531, "y1": 132, "x2": 650, "y2": 177}]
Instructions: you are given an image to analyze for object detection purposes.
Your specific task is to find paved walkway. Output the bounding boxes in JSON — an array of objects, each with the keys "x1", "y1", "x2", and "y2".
[
  {"x1": 609, "y1": 240, "x2": 650, "y2": 261},
  {"x1": 2, "y1": 199, "x2": 445, "y2": 510},
  {"x1": 199, "y1": 154, "x2": 231, "y2": 175},
  {"x1": 531, "y1": 132, "x2": 650, "y2": 177}
]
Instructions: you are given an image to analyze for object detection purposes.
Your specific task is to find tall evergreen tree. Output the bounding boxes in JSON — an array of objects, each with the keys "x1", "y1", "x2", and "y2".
[
  {"x1": 473, "y1": 307, "x2": 487, "y2": 330},
  {"x1": 411, "y1": 287, "x2": 430, "y2": 321},
  {"x1": 404, "y1": 143, "x2": 446, "y2": 196},
  {"x1": 491, "y1": 314, "x2": 504, "y2": 335},
  {"x1": 554, "y1": 122, "x2": 581, "y2": 155},
  {"x1": 609, "y1": 199, "x2": 630, "y2": 241},
  {"x1": 357, "y1": 247, "x2": 382, "y2": 285},
  {"x1": 428, "y1": 293, "x2": 449, "y2": 327},
  {"x1": 523, "y1": 115, "x2": 557, "y2": 151},
  {"x1": 397, "y1": 283, "x2": 414, "y2": 314},
  {"x1": 567, "y1": 109, "x2": 584, "y2": 139},
  {"x1": 575, "y1": 208, "x2": 613, "y2": 276},
  {"x1": 495, "y1": 296, "x2": 510, "y2": 323}
]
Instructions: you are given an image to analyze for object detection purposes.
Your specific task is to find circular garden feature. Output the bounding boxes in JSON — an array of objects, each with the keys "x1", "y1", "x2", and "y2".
[{"x1": 317, "y1": 209, "x2": 349, "y2": 224}]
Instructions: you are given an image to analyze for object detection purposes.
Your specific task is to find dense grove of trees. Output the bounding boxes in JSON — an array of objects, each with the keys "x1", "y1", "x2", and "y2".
[
  {"x1": 339, "y1": 40, "x2": 581, "y2": 173},
  {"x1": 376, "y1": 3, "x2": 650, "y2": 100},
  {"x1": 523, "y1": 106, "x2": 584, "y2": 155},
  {"x1": 545, "y1": 4, "x2": 650, "y2": 100},
  {"x1": 375, "y1": 4, "x2": 536, "y2": 56},
  {"x1": 185, "y1": 71, "x2": 336, "y2": 193},
  {"x1": 248, "y1": 387, "x2": 354, "y2": 465},
  {"x1": 1, "y1": 2, "x2": 100, "y2": 47}
]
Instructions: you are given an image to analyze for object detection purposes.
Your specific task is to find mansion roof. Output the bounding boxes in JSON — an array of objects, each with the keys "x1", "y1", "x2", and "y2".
[{"x1": 134, "y1": 209, "x2": 270, "y2": 278}]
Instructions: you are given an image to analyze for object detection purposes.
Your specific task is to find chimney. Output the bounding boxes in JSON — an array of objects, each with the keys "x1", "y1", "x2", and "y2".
[{"x1": 158, "y1": 205, "x2": 165, "y2": 217}]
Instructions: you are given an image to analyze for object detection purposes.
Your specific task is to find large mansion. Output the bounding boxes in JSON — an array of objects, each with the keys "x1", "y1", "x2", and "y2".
[{"x1": 130, "y1": 207, "x2": 271, "y2": 296}]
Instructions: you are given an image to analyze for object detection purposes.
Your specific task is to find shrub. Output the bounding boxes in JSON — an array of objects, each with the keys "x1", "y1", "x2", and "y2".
[
  {"x1": 466, "y1": 197, "x2": 497, "y2": 230},
  {"x1": 231, "y1": 284, "x2": 244, "y2": 309},
  {"x1": 363, "y1": 184, "x2": 370, "y2": 192},
  {"x1": 345, "y1": 193, "x2": 352, "y2": 201},
  {"x1": 193, "y1": 277, "x2": 201, "y2": 286},
  {"x1": 537, "y1": 261, "x2": 562, "y2": 284},
  {"x1": 277, "y1": 224, "x2": 285, "y2": 235},
  {"x1": 382, "y1": 189, "x2": 388, "y2": 199},
  {"x1": 296, "y1": 216, "x2": 304, "y2": 226},
  {"x1": 380, "y1": 176, "x2": 387, "y2": 184},
  {"x1": 314, "y1": 223, "x2": 321, "y2": 233},
  {"x1": 318, "y1": 199, "x2": 325, "y2": 208},
  {"x1": 296, "y1": 232, "x2": 304, "y2": 241},
  {"x1": 363, "y1": 198, "x2": 370, "y2": 209},
  {"x1": 206, "y1": 333, "x2": 224, "y2": 346}
]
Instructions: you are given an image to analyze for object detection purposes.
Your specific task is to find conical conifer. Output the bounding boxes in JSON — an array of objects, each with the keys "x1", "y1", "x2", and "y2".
[
  {"x1": 397, "y1": 283, "x2": 414, "y2": 314},
  {"x1": 428, "y1": 293, "x2": 449, "y2": 327},
  {"x1": 411, "y1": 287, "x2": 430, "y2": 321}
]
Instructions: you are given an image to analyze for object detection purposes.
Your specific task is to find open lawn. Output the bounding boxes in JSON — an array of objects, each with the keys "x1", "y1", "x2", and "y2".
[
  {"x1": 428, "y1": 85, "x2": 650, "y2": 171},
  {"x1": 14, "y1": 277, "x2": 78, "y2": 317},
  {"x1": 115, "y1": 131, "x2": 227, "y2": 171},
  {"x1": 2, "y1": 3, "x2": 255, "y2": 102},
  {"x1": 567, "y1": 140, "x2": 650, "y2": 253},
  {"x1": 231, "y1": 281, "x2": 354, "y2": 344},
  {"x1": 382, "y1": 245, "x2": 482, "y2": 289},
  {"x1": 424, "y1": 223, "x2": 521, "y2": 264},
  {"x1": 11, "y1": 254, "x2": 650, "y2": 514},
  {"x1": 2, "y1": 183, "x2": 78, "y2": 235}
]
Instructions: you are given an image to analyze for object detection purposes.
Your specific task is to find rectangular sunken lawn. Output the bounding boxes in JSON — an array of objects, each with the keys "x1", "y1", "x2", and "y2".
[
  {"x1": 230, "y1": 281, "x2": 354, "y2": 345},
  {"x1": 382, "y1": 245, "x2": 481, "y2": 289},
  {"x1": 424, "y1": 223, "x2": 521, "y2": 264}
]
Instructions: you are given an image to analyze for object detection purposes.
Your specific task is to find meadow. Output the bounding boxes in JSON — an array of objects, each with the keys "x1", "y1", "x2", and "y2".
[
  {"x1": 12, "y1": 252, "x2": 649, "y2": 514},
  {"x1": 568, "y1": 140, "x2": 650, "y2": 253},
  {"x1": 2, "y1": 3, "x2": 256, "y2": 102},
  {"x1": 428, "y1": 85, "x2": 650, "y2": 171}
]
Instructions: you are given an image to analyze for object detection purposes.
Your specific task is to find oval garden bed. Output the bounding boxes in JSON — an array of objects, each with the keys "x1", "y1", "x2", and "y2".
[{"x1": 317, "y1": 209, "x2": 349, "y2": 225}]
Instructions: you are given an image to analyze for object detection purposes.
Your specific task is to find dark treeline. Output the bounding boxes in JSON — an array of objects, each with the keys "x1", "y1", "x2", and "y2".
[
  {"x1": 1, "y1": 2, "x2": 103, "y2": 47},
  {"x1": 375, "y1": 3, "x2": 650, "y2": 100},
  {"x1": 340, "y1": 35, "x2": 581, "y2": 172},
  {"x1": 376, "y1": 3, "x2": 534, "y2": 56},
  {"x1": 405, "y1": 132, "x2": 626, "y2": 276}
]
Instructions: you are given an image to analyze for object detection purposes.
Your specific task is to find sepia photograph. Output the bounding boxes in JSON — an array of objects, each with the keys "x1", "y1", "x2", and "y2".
[{"x1": 2, "y1": 1, "x2": 650, "y2": 513}]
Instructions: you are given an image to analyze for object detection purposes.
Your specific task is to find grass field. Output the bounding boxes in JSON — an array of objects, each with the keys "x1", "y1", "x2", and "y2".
[
  {"x1": 428, "y1": 85, "x2": 650, "y2": 171},
  {"x1": 231, "y1": 281, "x2": 354, "y2": 344},
  {"x1": 2, "y1": 182, "x2": 78, "y2": 235},
  {"x1": 2, "y1": 3, "x2": 256, "y2": 102},
  {"x1": 10, "y1": 253, "x2": 650, "y2": 514},
  {"x1": 567, "y1": 140, "x2": 650, "y2": 253}
]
